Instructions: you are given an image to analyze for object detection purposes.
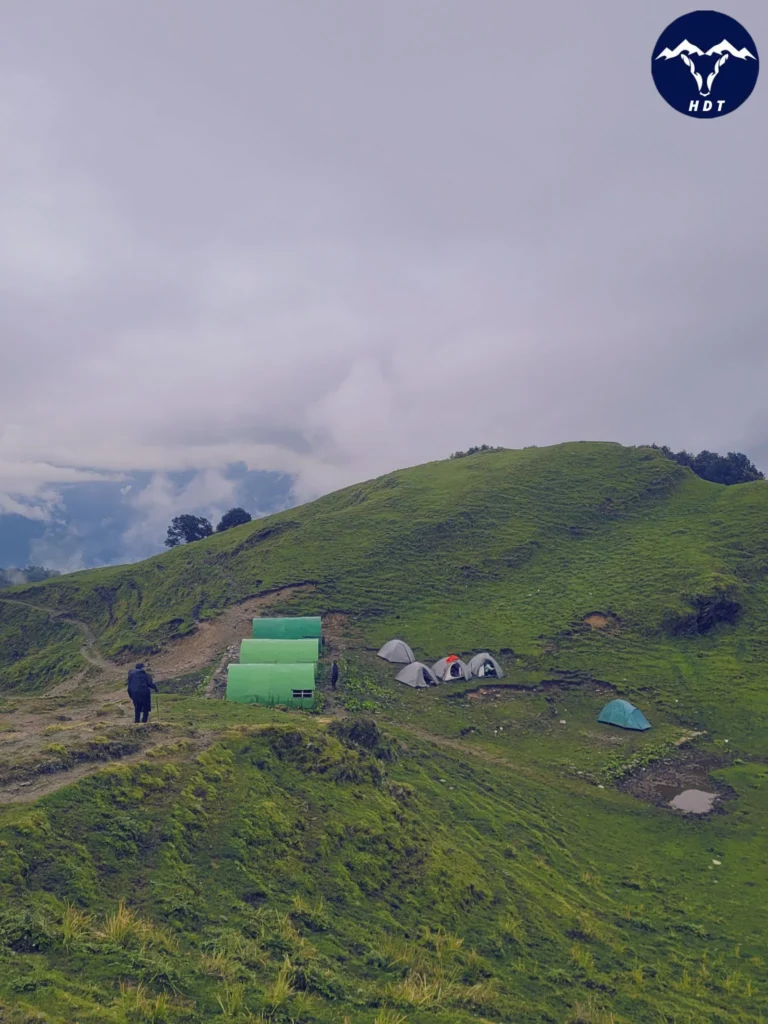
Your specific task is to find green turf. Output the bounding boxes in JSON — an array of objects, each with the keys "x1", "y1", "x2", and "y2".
[
  {"x1": 0, "y1": 715, "x2": 765, "y2": 1023},
  {"x1": 1, "y1": 442, "x2": 767, "y2": 1021}
]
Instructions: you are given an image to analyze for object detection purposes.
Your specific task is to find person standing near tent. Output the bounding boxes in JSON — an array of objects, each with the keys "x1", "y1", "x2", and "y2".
[
  {"x1": 127, "y1": 663, "x2": 157, "y2": 724},
  {"x1": 330, "y1": 660, "x2": 339, "y2": 691}
]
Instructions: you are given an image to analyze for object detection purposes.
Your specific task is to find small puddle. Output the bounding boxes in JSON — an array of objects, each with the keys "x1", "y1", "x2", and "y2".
[{"x1": 655, "y1": 785, "x2": 718, "y2": 814}]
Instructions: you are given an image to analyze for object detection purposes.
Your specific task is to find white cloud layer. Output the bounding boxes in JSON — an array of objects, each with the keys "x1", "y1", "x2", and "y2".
[{"x1": 1, "y1": 0, "x2": 767, "y2": 558}]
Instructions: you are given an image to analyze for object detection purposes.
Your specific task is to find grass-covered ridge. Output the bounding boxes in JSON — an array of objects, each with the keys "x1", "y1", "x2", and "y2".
[
  {"x1": 0, "y1": 716, "x2": 765, "y2": 1023},
  {"x1": 3, "y1": 441, "x2": 768, "y2": 748}
]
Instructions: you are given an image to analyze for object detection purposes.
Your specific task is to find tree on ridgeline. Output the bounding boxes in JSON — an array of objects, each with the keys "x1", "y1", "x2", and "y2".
[
  {"x1": 164, "y1": 514, "x2": 214, "y2": 547},
  {"x1": 450, "y1": 444, "x2": 506, "y2": 460},
  {"x1": 215, "y1": 507, "x2": 252, "y2": 533},
  {"x1": 651, "y1": 445, "x2": 764, "y2": 485}
]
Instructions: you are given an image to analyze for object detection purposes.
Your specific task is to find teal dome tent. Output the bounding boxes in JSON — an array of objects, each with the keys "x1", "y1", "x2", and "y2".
[{"x1": 597, "y1": 698, "x2": 652, "y2": 731}]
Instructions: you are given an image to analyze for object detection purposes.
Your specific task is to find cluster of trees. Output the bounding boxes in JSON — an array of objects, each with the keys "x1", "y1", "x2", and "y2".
[
  {"x1": 651, "y1": 445, "x2": 764, "y2": 486},
  {"x1": 449, "y1": 444, "x2": 506, "y2": 460},
  {"x1": 0, "y1": 566, "x2": 61, "y2": 588},
  {"x1": 164, "y1": 507, "x2": 253, "y2": 548}
]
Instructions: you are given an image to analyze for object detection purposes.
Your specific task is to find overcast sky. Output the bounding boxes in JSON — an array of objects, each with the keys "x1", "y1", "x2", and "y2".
[{"x1": 1, "y1": 0, "x2": 766, "y2": 565}]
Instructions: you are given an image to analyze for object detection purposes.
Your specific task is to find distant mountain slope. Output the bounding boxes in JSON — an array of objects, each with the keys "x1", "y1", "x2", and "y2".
[{"x1": 3, "y1": 441, "x2": 768, "y2": 746}]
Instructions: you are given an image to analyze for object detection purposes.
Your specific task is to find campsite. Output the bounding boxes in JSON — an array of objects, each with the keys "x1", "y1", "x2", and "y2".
[{"x1": 0, "y1": 444, "x2": 764, "y2": 1023}]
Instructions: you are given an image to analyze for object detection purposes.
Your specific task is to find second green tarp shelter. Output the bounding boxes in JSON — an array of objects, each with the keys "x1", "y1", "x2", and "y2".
[
  {"x1": 227, "y1": 663, "x2": 315, "y2": 706},
  {"x1": 240, "y1": 638, "x2": 319, "y2": 664},
  {"x1": 597, "y1": 698, "x2": 652, "y2": 731},
  {"x1": 252, "y1": 616, "x2": 322, "y2": 639}
]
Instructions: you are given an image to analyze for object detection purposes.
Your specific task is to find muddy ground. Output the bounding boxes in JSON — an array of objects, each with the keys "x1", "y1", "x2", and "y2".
[{"x1": 618, "y1": 748, "x2": 736, "y2": 810}]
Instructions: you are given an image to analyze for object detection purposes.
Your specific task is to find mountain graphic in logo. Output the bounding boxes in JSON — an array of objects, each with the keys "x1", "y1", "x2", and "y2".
[{"x1": 652, "y1": 12, "x2": 759, "y2": 117}]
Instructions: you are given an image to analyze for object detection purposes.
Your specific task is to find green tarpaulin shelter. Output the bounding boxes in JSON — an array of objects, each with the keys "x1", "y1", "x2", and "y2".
[
  {"x1": 252, "y1": 616, "x2": 322, "y2": 640},
  {"x1": 597, "y1": 698, "x2": 652, "y2": 731},
  {"x1": 239, "y1": 638, "x2": 319, "y2": 664},
  {"x1": 227, "y1": 663, "x2": 315, "y2": 706}
]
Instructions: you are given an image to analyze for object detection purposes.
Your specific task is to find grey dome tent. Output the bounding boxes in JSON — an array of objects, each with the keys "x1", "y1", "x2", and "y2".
[
  {"x1": 396, "y1": 662, "x2": 438, "y2": 688},
  {"x1": 432, "y1": 656, "x2": 471, "y2": 682},
  {"x1": 597, "y1": 698, "x2": 651, "y2": 731},
  {"x1": 468, "y1": 653, "x2": 504, "y2": 679},
  {"x1": 378, "y1": 639, "x2": 415, "y2": 664}
]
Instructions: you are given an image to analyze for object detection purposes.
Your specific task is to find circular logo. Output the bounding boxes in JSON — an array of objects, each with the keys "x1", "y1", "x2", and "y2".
[{"x1": 652, "y1": 10, "x2": 759, "y2": 118}]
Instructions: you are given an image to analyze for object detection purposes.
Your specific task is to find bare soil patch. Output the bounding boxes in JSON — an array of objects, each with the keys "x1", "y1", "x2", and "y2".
[
  {"x1": 147, "y1": 586, "x2": 317, "y2": 680},
  {"x1": 322, "y1": 612, "x2": 363, "y2": 654},
  {"x1": 583, "y1": 612, "x2": 620, "y2": 630},
  {"x1": 618, "y1": 749, "x2": 734, "y2": 810}
]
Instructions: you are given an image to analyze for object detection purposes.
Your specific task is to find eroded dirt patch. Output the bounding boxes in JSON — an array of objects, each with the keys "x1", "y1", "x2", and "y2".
[
  {"x1": 146, "y1": 586, "x2": 317, "y2": 680},
  {"x1": 204, "y1": 606, "x2": 359, "y2": 699},
  {"x1": 618, "y1": 749, "x2": 734, "y2": 811},
  {"x1": 583, "y1": 612, "x2": 620, "y2": 630},
  {"x1": 322, "y1": 612, "x2": 363, "y2": 654}
]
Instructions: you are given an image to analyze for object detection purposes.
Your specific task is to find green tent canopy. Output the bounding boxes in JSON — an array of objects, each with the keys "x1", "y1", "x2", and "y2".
[
  {"x1": 597, "y1": 698, "x2": 652, "y2": 731},
  {"x1": 239, "y1": 638, "x2": 319, "y2": 664},
  {"x1": 227, "y1": 663, "x2": 315, "y2": 706},
  {"x1": 252, "y1": 616, "x2": 322, "y2": 640}
]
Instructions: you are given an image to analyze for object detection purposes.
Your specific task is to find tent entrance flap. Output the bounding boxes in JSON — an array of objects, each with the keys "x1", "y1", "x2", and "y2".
[
  {"x1": 396, "y1": 662, "x2": 438, "y2": 688},
  {"x1": 432, "y1": 657, "x2": 471, "y2": 682},
  {"x1": 467, "y1": 653, "x2": 504, "y2": 679}
]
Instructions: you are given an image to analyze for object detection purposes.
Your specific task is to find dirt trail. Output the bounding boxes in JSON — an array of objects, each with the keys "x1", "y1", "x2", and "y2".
[
  {"x1": 1, "y1": 584, "x2": 316, "y2": 691},
  {"x1": 0, "y1": 739, "x2": 164, "y2": 805},
  {"x1": 120, "y1": 585, "x2": 317, "y2": 680},
  {"x1": 0, "y1": 731, "x2": 217, "y2": 805},
  {"x1": 0, "y1": 586, "x2": 321, "y2": 805},
  {"x1": 0, "y1": 596, "x2": 122, "y2": 680}
]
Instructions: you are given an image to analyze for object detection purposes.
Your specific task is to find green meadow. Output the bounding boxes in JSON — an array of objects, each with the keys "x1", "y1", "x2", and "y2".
[{"x1": 0, "y1": 442, "x2": 766, "y2": 1022}]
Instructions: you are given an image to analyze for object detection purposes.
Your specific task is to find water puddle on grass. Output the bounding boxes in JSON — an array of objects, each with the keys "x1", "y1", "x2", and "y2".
[
  {"x1": 655, "y1": 785, "x2": 718, "y2": 814},
  {"x1": 621, "y1": 751, "x2": 730, "y2": 814}
]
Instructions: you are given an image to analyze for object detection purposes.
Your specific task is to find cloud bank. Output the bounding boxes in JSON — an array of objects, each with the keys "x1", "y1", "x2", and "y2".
[{"x1": 1, "y1": 0, "x2": 767, "y2": 567}]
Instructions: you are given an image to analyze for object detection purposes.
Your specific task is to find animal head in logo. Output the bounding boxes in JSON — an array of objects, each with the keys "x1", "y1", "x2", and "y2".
[{"x1": 655, "y1": 38, "x2": 756, "y2": 97}]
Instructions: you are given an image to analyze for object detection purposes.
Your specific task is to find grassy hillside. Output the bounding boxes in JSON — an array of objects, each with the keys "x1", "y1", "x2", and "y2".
[
  {"x1": 0, "y1": 712, "x2": 766, "y2": 1023},
  {"x1": 3, "y1": 441, "x2": 768, "y2": 746},
  {"x1": 1, "y1": 441, "x2": 768, "y2": 1023}
]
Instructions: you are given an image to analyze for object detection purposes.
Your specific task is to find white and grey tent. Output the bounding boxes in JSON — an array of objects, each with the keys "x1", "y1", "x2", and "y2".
[
  {"x1": 396, "y1": 662, "x2": 438, "y2": 688},
  {"x1": 468, "y1": 653, "x2": 504, "y2": 679},
  {"x1": 377, "y1": 639, "x2": 415, "y2": 664},
  {"x1": 432, "y1": 656, "x2": 472, "y2": 682}
]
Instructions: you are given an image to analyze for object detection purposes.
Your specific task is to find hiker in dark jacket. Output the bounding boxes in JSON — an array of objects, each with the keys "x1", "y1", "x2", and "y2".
[
  {"x1": 127, "y1": 663, "x2": 157, "y2": 724},
  {"x1": 330, "y1": 661, "x2": 339, "y2": 691}
]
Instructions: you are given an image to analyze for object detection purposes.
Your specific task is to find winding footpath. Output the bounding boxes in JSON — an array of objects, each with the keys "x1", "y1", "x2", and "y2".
[{"x1": 0, "y1": 596, "x2": 121, "y2": 677}]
